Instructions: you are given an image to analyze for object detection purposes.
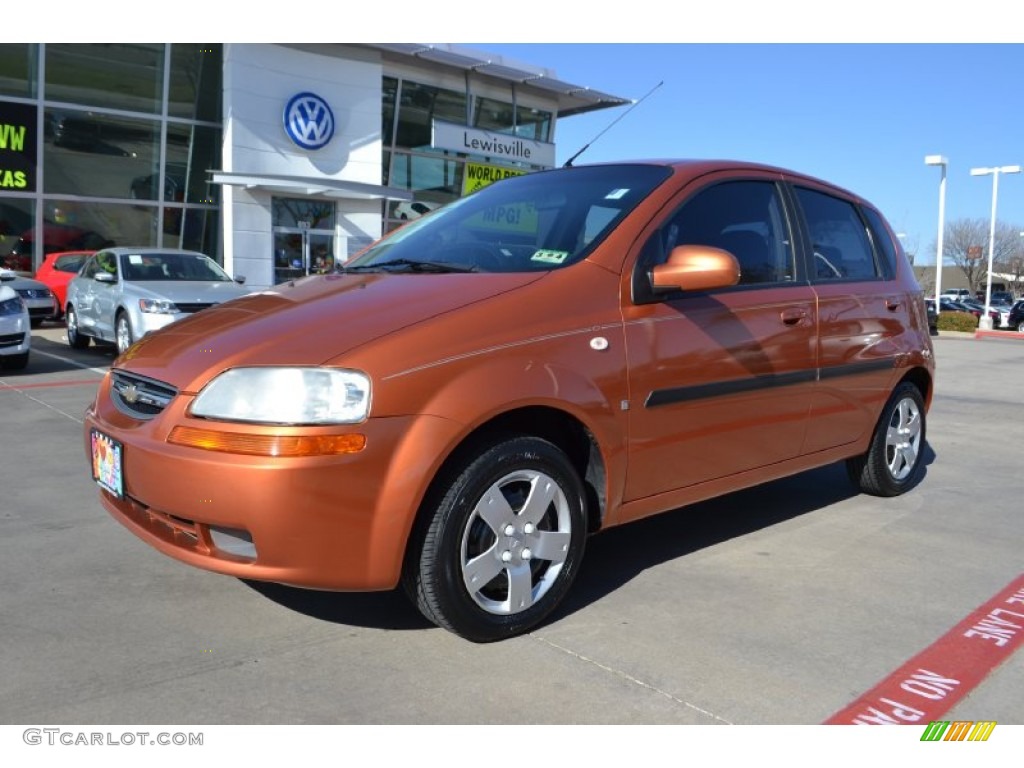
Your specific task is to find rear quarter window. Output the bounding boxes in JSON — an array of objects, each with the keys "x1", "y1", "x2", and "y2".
[{"x1": 860, "y1": 206, "x2": 899, "y2": 280}]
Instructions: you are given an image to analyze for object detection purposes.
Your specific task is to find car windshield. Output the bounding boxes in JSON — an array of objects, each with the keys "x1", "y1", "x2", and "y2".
[
  {"x1": 343, "y1": 164, "x2": 673, "y2": 274},
  {"x1": 120, "y1": 252, "x2": 233, "y2": 282}
]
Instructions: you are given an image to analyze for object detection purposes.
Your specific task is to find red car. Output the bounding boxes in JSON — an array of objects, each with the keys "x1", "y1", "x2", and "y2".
[{"x1": 34, "y1": 250, "x2": 94, "y2": 317}]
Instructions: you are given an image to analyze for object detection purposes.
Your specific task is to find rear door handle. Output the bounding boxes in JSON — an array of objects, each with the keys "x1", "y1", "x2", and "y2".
[
  {"x1": 780, "y1": 307, "x2": 809, "y2": 326},
  {"x1": 886, "y1": 298, "x2": 901, "y2": 311}
]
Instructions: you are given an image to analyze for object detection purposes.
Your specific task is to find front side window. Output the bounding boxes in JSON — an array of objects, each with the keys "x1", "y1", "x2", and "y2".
[
  {"x1": 795, "y1": 187, "x2": 881, "y2": 282},
  {"x1": 652, "y1": 180, "x2": 795, "y2": 286}
]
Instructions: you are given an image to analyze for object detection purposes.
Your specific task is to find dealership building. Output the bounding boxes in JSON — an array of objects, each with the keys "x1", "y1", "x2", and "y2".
[{"x1": 0, "y1": 43, "x2": 627, "y2": 288}]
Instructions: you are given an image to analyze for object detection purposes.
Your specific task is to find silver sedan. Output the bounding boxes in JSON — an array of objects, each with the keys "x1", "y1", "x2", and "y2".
[{"x1": 65, "y1": 248, "x2": 250, "y2": 355}]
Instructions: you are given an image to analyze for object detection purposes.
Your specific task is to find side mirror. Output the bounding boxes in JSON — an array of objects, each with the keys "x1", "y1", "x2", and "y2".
[
  {"x1": 651, "y1": 244, "x2": 741, "y2": 293},
  {"x1": 234, "y1": 275, "x2": 246, "y2": 285},
  {"x1": 94, "y1": 272, "x2": 117, "y2": 283}
]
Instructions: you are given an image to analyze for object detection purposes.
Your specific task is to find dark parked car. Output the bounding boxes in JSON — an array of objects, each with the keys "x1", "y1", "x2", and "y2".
[
  {"x1": 924, "y1": 298, "x2": 938, "y2": 334},
  {"x1": 958, "y1": 299, "x2": 1000, "y2": 327},
  {"x1": 1008, "y1": 300, "x2": 1024, "y2": 332}
]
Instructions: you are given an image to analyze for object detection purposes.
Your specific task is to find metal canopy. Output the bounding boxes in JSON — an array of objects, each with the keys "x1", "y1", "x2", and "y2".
[
  {"x1": 362, "y1": 43, "x2": 631, "y2": 118},
  {"x1": 209, "y1": 171, "x2": 413, "y2": 201}
]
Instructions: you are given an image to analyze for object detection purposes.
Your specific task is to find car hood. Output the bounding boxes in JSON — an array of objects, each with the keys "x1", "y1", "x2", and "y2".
[
  {"x1": 0, "y1": 272, "x2": 48, "y2": 291},
  {"x1": 116, "y1": 271, "x2": 544, "y2": 391},
  {"x1": 124, "y1": 280, "x2": 251, "y2": 304}
]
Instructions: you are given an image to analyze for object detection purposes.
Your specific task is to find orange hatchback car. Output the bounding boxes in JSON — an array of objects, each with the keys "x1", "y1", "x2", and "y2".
[{"x1": 85, "y1": 160, "x2": 934, "y2": 642}]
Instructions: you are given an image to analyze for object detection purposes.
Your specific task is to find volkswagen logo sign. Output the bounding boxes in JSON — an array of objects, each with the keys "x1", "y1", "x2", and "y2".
[{"x1": 283, "y1": 92, "x2": 335, "y2": 150}]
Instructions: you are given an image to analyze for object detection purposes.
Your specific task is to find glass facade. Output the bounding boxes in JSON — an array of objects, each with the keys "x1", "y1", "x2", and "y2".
[
  {"x1": 0, "y1": 43, "x2": 223, "y2": 274},
  {"x1": 382, "y1": 75, "x2": 553, "y2": 233},
  {"x1": 1, "y1": 44, "x2": 564, "y2": 279}
]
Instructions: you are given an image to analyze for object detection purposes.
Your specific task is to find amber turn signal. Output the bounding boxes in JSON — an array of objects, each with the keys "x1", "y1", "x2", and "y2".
[{"x1": 168, "y1": 426, "x2": 366, "y2": 457}]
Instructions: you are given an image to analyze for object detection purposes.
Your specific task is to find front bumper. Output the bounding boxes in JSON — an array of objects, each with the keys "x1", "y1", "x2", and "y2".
[{"x1": 85, "y1": 372, "x2": 462, "y2": 590}]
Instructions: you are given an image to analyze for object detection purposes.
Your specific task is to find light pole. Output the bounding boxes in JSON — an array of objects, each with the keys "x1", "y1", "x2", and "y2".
[
  {"x1": 925, "y1": 155, "x2": 947, "y2": 307},
  {"x1": 970, "y1": 164, "x2": 1021, "y2": 329}
]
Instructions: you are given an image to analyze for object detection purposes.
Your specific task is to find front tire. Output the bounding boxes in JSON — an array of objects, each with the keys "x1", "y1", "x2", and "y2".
[
  {"x1": 405, "y1": 436, "x2": 587, "y2": 642},
  {"x1": 65, "y1": 306, "x2": 90, "y2": 349},
  {"x1": 2, "y1": 351, "x2": 29, "y2": 369},
  {"x1": 115, "y1": 312, "x2": 134, "y2": 355},
  {"x1": 847, "y1": 382, "x2": 926, "y2": 497}
]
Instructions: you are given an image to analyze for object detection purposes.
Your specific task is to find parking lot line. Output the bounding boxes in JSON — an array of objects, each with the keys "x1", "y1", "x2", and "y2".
[
  {"x1": 823, "y1": 574, "x2": 1024, "y2": 725},
  {"x1": 0, "y1": 378, "x2": 103, "y2": 390}
]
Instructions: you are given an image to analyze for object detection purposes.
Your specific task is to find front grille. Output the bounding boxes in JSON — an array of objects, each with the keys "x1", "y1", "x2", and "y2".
[
  {"x1": 0, "y1": 332, "x2": 25, "y2": 348},
  {"x1": 175, "y1": 302, "x2": 215, "y2": 314},
  {"x1": 26, "y1": 306, "x2": 52, "y2": 318},
  {"x1": 110, "y1": 370, "x2": 178, "y2": 420},
  {"x1": 16, "y1": 288, "x2": 51, "y2": 300}
]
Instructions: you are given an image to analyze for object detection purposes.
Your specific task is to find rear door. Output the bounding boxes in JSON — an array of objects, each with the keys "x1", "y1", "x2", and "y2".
[
  {"x1": 788, "y1": 184, "x2": 904, "y2": 453},
  {"x1": 621, "y1": 175, "x2": 817, "y2": 504}
]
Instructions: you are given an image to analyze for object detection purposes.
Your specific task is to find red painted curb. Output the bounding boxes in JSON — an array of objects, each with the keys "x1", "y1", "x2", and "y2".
[
  {"x1": 974, "y1": 330, "x2": 1024, "y2": 340},
  {"x1": 824, "y1": 574, "x2": 1024, "y2": 725}
]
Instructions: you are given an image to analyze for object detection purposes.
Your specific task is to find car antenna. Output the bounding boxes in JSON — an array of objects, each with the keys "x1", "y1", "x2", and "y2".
[{"x1": 563, "y1": 80, "x2": 664, "y2": 168}]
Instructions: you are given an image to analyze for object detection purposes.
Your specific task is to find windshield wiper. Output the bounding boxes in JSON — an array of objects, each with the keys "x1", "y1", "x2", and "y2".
[{"x1": 342, "y1": 259, "x2": 479, "y2": 274}]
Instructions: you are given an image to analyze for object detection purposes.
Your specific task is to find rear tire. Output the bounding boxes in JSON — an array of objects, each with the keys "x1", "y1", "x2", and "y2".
[
  {"x1": 404, "y1": 436, "x2": 587, "y2": 642},
  {"x1": 66, "y1": 306, "x2": 90, "y2": 349},
  {"x1": 846, "y1": 382, "x2": 926, "y2": 497}
]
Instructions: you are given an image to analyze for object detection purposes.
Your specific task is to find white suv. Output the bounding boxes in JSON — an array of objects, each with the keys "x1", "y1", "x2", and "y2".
[{"x1": 940, "y1": 288, "x2": 972, "y2": 302}]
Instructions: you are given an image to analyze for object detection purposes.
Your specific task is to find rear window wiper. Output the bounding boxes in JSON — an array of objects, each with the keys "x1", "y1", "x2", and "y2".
[{"x1": 342, "y1": 259, "x2": 479, "y2": 274}]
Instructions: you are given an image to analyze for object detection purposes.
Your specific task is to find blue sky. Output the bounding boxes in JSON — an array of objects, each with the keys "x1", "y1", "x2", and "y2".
[
  {"x1": 470, "y1": 43, "x2": 1024, "y2": 265},
  {"x1": 28, "y1": 3, "x2": 1024, "y2": 265}
]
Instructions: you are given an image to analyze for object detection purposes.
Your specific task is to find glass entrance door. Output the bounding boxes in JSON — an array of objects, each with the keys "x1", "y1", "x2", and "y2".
[
  {"x1": 271, "y1": 197, "x2": 336, "y2": 284},
  {"x1": 272, "y1": 226, "x2": 335, "y2": 283}
]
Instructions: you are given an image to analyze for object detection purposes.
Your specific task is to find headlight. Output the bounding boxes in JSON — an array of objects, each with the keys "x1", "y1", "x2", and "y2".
[
  {"x1": 0, "y1": 295, "x2": 25, "y2": 316},
  {"x1": 139, "y1": 298, "x2": 179, "y2": 314},
  {"x1": 191, "y1": 367, "x2": 371, "y2": 425}
]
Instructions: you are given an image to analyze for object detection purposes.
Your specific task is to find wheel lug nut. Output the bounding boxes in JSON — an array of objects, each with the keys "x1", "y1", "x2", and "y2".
[
  {"x1": 521, "y1": 548, "x2": 532, "y2": 561},
  {"x1": 523, "y1": 523, "x2": 534, "y2": 534},
  {"x1": 504, "y1": 524, "x2": 515, "y2": 536},
  {"x1": 501, "y1": 550, "x2": 512, "y2": 563}
]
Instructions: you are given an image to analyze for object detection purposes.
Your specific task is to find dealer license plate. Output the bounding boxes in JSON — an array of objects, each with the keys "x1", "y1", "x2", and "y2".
[{"x1": 91, "y1": 429, "x2": 124, "y2": 498}]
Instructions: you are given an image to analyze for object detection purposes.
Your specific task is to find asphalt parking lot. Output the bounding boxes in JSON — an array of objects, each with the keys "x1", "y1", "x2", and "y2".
[{"x1": 1, "y1": 326, "x2": 1022, "y2": 726}]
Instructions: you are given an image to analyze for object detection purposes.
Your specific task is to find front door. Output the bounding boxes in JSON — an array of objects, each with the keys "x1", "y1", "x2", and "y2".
[{"x1": 622, "y1": 178, "x2": 817, "y2": 504}]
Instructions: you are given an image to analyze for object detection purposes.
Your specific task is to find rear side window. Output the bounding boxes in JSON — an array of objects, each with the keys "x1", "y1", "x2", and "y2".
[
  {"x1": 795, "y1": 187, "x2": 881, "y2": 282},
  {"x1": 55, "y1": 254, "x2": 89, "y2": 273}
]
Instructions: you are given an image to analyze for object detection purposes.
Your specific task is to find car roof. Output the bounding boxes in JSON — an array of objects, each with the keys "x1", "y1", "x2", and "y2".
[
  {"x1": 548, "y1": 158, "x2": 869, "y2": 205},
  {"x1": 97, "y1": 247, "x2": 212, "y2": 258}
]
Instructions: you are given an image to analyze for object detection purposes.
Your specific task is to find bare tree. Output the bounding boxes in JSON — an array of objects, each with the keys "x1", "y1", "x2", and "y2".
[{"x1": 936, "y1": 218, "x2": 1022, "y2": 293}]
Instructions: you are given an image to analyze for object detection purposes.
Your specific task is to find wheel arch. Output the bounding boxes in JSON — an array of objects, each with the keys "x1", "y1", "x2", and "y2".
[
  {"x1": 899, "y1": 365, "x2": 933, "y2": 411},
  {"x1": 399, "y1": 405, "x2": 608, "y2": 587}
]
